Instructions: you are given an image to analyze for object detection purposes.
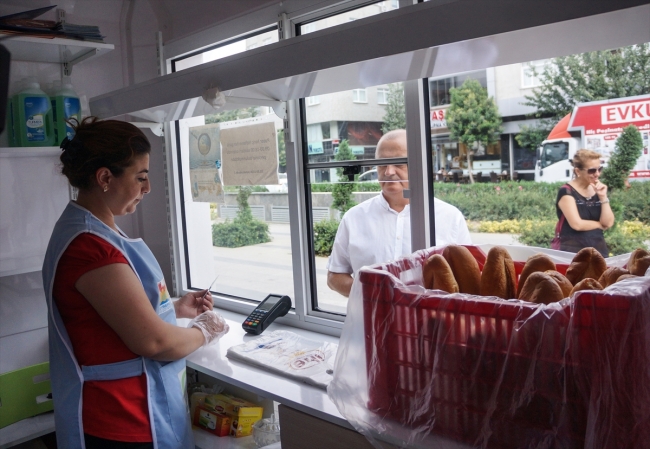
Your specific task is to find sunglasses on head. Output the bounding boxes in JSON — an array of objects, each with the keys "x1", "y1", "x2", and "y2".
[{"x1": 582, "y1": 166, "x2": 604, "y2": 175}]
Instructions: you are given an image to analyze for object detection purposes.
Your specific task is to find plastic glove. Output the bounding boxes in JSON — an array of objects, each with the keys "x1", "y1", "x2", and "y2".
[{"x1": 188, "y1": 310, "x2": 229, "y2": 346}]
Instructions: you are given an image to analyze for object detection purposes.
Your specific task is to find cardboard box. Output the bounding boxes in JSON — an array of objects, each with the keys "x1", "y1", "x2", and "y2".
[
  {"x1": 193, "y1": 405, "x2": 231, "y2": 437},
  {"x1": 204, "y1": 394, "x2": 263, "y2": 437}
]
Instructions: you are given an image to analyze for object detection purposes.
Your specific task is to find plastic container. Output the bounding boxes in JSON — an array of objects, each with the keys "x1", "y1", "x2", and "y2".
[
  {"x1": 11, "y1": 78, "x2": 55, "y2": 147},
  {"x1": 51, "y1": 78, "x2": 81, "y2": 145},
  {"x1": 5, "y1": 98, "x2": 15, "y2": 147},
  {"x1": 251, "y1": 414, "x2": 281, "y2": 448},
  {"x1": 356, "y1": 245, "x2": 650, "y2": 449}
]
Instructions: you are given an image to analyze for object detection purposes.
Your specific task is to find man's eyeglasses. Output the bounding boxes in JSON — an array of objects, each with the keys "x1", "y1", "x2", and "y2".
[{"x1": 582, "y1": 166, "x2": 604, "y2": 175}]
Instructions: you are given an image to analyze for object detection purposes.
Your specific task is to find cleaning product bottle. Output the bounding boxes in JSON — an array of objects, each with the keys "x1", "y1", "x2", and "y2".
[
  {"x1": 11, "y1": 77, "x2": 55, "y2": 147},
  {"x1": 4, "y1": 97, "x2": 15, "y2": 147},
  {"x1": 51, "y1": 77, "x2": 81, "y2": 145}
]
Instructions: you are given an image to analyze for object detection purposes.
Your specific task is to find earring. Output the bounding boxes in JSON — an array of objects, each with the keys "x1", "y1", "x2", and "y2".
[{"x1": 103, "y1": 185, "x2": 108, "y2": 192}]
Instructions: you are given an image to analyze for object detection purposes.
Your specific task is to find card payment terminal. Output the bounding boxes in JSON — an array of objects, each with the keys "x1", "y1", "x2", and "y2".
[{"x1": 242, "y1": 294, "x2": 292, "y2": 335}]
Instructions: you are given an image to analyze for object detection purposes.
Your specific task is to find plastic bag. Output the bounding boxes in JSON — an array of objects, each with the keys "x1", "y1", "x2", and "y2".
[{"x1": 327, "y1": 244, "x2": 650, "y2": 449}]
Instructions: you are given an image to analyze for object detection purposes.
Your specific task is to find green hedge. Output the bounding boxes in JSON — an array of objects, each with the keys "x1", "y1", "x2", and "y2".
[{"x1": 435, "y1": 181, "x2": 650, "y2": 224}]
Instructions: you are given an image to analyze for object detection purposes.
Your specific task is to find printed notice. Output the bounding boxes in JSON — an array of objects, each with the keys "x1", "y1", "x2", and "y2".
[
  {"x1": 221, "y1": 122, "x2": 278, "y2": 186},
  {"x1": 189, "y1": 124, "x2": 224, "y2": 203}
]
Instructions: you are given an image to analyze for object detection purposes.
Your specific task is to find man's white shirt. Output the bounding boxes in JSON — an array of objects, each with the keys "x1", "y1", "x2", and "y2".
[{"x1": 327, "y1": 194, "x2": 471, "y2": 275}]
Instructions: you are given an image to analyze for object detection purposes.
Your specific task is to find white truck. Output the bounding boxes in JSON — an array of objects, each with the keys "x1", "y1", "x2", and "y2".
[{"x1": 535, "y1": 94, "x2": 650, "y2": 183}]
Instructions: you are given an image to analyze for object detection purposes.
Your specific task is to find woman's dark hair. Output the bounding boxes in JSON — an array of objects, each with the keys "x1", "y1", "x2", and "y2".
[{"x1": 60, "y1": 116, "x2": 151, "y2": 190}]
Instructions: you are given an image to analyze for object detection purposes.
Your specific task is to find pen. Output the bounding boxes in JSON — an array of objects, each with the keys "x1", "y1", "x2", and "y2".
[{"x1": 202, "y1": 275, "x2": 219, "y2": 299}]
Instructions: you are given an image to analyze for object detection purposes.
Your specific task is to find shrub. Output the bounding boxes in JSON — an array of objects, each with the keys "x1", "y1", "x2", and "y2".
[
  {"x1": 313, "y1": 219, "x2": 340, "y2": 256},
  {"x1": 212, "y1": 187, "x2": 271, "y2": 248},
  {"x1": 516, "y1": 220, "x2": 555, "y2": 248},
  {"x1": 600, "y1": 124, "x2": 643, "y2": 191}
]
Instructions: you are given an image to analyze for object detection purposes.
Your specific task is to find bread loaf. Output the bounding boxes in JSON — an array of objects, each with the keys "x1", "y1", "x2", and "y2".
[
  {"x1": 480, "y1": 246, "x2": 517, "y2": 299},
  {"x1": 569, "y1": 278, "x2": 603, "y2": 296},
  {"x1": 628, "y1": 248, "x2": 650, "y2": 276},
  {"x1": 597, "y1": 267, "x2": 630, "y2": 288},
  {"x1": 518, "y1": 272, "x2": 565, "y2": 304},
  {"x1": 517, "y1": 253, "x2": 556, "y2": 298},
  {"x1": 544, "y1": 270, "x2": 573, "y2": 298},
  {"x1": 565, "y1": 248, "x2": 607, "y2": 285},
  {"x1": 615, "y1": 274, "x2": 638, "y2": 283},
  {"x1": 442, "y1": 245, "x2": 481, "y2": 295},
  {"x1": 423, "y1": 254, "x2": 459, "y2": 293}
]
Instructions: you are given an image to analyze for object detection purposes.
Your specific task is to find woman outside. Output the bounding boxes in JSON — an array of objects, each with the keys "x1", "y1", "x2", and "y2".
[
  {"x1": 42, "y1": 117, "x2": 229, "y2": 449},
  {"x1": 555, "y1": 149, "x2": 615, "y2": 257}
]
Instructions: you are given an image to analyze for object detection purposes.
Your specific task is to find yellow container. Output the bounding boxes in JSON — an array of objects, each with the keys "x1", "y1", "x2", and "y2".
[{"x1": 203, "y1": 394, "x2": 263, "y2": 437}]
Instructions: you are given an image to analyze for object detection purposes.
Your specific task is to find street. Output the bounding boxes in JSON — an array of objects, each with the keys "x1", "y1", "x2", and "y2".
[{"x1": 212, "y1": 223, "x2": 520, "y2": 313}]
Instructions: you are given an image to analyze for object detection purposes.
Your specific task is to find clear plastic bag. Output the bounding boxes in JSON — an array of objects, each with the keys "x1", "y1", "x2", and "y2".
[{"x1": 327, "y1": 244, "x2": 650, "y2": 449}]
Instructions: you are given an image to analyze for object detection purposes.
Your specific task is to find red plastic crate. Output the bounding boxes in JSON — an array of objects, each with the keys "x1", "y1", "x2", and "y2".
[{"x1": 358, "y1": 246, "x2": 650, "y2": 449}]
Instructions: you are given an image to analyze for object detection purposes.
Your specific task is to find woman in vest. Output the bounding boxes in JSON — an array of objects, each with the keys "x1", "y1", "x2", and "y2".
[
  {"x1": 555, "y1": 149, "x2": 615, "y2": 258},
  {"x1": 42, "y1": 117, "x2": 229, "y2": 449}
]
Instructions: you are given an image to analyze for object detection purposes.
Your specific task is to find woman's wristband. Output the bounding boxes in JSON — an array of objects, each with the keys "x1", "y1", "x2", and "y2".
[{"x1": 600, "y1": 198, "x2": 610, "y2": 204}]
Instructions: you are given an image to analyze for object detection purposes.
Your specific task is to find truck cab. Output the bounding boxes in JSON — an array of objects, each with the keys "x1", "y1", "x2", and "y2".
[{"x1": 535, "y1": 137, "x2": 580, "y2": 182}]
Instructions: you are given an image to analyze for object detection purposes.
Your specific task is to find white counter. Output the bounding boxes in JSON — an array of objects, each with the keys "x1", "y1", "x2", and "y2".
[{"x1": 182, "y1": 309, "x2": 348, "y2": 429}]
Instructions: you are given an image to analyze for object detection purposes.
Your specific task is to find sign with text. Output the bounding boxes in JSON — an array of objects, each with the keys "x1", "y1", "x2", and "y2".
[
  {"x1": 221, "y1": 121, "x2": 278, "y2": 186},
  {"x1": 188, "y1": 124, "x2": 224, "y2": 203}
]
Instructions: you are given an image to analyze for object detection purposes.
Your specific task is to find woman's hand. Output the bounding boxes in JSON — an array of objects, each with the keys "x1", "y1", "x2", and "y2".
[
  {"x1": 175, "y1": 290, "x2": 213, "y2": 319},
  {"x1": 592, "y1": 180, "x2": 608, "y2": 200}
]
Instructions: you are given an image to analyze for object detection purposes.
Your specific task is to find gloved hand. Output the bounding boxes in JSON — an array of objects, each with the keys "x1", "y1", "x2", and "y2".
[{"x1": 188, "y1": 310, "x2": 229, "y2": 346}]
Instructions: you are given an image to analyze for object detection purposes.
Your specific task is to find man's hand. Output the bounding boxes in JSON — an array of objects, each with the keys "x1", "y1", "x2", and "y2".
[
  {"x1": 327, "y1": 271, "x2": 354, "y2": 297},
  {"x1": 174, "y1": 290, "x2": 213, "y2": 319}
]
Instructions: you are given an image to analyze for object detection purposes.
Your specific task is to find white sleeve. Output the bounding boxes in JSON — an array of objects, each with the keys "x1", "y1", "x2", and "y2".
[
  {"x1": 326, "y1": 217, "x2": 353, "y2": 274},
  {"x1": 455, "y1": 209, "x2": 472, "y2": 244}
]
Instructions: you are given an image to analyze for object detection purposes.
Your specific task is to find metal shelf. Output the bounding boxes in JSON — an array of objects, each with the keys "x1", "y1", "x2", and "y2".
[{"x1": 0, "y1": 33, "x2": 113, "y2": 75}]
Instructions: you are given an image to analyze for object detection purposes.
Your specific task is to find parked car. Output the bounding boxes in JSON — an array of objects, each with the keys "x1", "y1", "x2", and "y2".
[{"x1": 358, "y1": 168, "x2": 378, "y2": 182}]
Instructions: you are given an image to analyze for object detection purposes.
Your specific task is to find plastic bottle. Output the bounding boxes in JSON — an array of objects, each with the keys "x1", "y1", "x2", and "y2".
[
  {"x1": 11, "y1": 77, "x2": 55, "y2": 147},
  {"x1": 4, "y1": 97, "x2": 15, "y2": 147},
  {"x1": 51, "y1": 78, "x2": 81, "y2": 145}
]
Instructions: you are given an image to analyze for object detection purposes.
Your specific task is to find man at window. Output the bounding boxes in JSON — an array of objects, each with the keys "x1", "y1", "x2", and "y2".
[{"x1": 326, "y1": 129, "x2": 471, "y2": 297}]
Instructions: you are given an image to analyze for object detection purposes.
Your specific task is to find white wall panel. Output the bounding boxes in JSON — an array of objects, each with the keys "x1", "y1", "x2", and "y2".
[{"x1": 0, "y1": 328, "x2": 49, "y2": 374}]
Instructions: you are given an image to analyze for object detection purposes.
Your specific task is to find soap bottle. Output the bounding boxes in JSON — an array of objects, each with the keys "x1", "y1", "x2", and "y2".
[
  {"x1": 12, "y1": 77, "x2": 55, "y2": 147},
  {"x1": 51, "y1": 77, "x2": 81, "y2": 144}
]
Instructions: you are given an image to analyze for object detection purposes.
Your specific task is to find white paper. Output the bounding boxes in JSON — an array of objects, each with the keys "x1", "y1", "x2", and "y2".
[{"x1": 226, "y1": 330, "x2": 337, "y2": 390}]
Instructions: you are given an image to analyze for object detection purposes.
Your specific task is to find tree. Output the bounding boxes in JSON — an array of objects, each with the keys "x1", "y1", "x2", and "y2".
[
  {"x1": 446, "y1": 79, "x2": 502, "y2": 183},
  {"x1": 381, "y1": 83, "x2": 406, "y2": 133},
  {"x1": 331, "y1": 139, "x2": 356, "y2": 216},
  {"x1": 519, "y1": 44, "x2": 650, "y2": 147},
  {"x1": 277, "y1": 129, "x2": 286, "y2": 173},
  {"x1": 600, "y1": 125, "x2": 644, "y2": 191},
  {"x1": 515, "y1": 119, "x2": 555, "y2": 153}
]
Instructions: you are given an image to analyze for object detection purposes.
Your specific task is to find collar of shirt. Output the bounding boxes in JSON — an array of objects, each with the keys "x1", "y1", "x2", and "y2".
[{"x1": 379, "y1": 192, "x2": 410, "y2": 215}]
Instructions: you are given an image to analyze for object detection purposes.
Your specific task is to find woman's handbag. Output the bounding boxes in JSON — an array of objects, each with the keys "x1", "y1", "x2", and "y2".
[
  {"x1": 551, "y1": 215, "x2": 565, "y2": 250},
  {"x1": 551, "y1": 184, "x2": 571, "y2": 250}
]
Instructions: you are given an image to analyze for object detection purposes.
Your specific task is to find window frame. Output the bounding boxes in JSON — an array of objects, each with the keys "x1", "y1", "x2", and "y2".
[
  {"x1": 159, "y1": 1, "x2": 648, "y2": 337},
  {"x1": 352, "y1": 88, "x2": 368, "y2": 103}
]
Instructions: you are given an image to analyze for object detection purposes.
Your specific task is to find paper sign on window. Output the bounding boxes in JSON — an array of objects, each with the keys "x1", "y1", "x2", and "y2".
[
  {"x1": 188, "y1": 124, "x2": 224, "y2": 203},
  {"x1": 221, "y1": 121, "x2": 278, "y2": 186}
]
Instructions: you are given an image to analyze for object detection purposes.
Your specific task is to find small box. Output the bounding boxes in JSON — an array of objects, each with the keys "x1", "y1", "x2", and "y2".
[
  {"x1": 193, "y1": 405, "x2": 231, "y2": 437},
  {"x1": 204, "y1": 394, "x2": 263, "y2": 437}
]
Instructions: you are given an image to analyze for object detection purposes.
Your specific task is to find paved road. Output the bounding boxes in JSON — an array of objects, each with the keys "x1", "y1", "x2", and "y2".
[{"x1": 212, "y1": 223, "x2": 521, "y2": 313}]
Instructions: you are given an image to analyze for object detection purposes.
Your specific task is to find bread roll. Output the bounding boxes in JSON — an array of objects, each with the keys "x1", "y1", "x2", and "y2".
[
  {"x1": 569, "y1": 278, "x2": 603, "y2": 296},
  {"x1": 517, "y1": 253, "x2": 556, "y2": 299},
  {"x1": 423, "y1": 254, "x2": 459, "y2": 293},
  {"x1": 565, "y1": 248, "x2": 607, "y2": 285},
  {"x1": 615, "y1": 274, "x2": 638, "y2": 283},
  {"x1": 480, "y1": 246, "x2": 517, "y2": 299},
  {"x1": 518, "y1": 272, "x2": 565, "y2": 304},
  {"x1": 544, "y1": 270, "x2": 573, "y2": 298},
  {"x1": 442, "y1": 245, "x2": 481, "y2": 295},
  {"x1": 628, "y1": 248, "x2": 650, "y2": 276},
  {"x1": 597, "y1": 267, "x2": 630, "y2": 288}
]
